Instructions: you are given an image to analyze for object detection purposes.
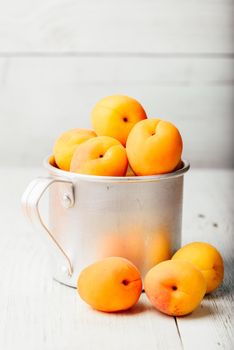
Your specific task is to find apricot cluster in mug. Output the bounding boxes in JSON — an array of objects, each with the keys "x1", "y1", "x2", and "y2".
[
  {"x1": 77, "y1": 242, "x2": 224, "y2": 316},
  {"x1": 53, "y1": 95, "x2": 183, "y2": 176}
]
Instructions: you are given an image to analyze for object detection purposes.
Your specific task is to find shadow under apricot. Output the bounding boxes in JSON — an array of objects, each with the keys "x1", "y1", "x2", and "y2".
[
  {"x1": 94, "y1": 300, "x2": 153, "y2": 316},
  {"x1": 175, "y1": 303, "x2": 214, "y2": 320}
]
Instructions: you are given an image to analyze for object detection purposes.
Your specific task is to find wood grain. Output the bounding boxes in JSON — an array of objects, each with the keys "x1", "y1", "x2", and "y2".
[
  {"x1": 0, "y1": 0, "x2": 233, "y2": 54},
  {"x1": 177, "y1": 169, "x2": 234, "y2": 349},
  {"x1": 0, "y1": 167, "x2": 233, "y2": 349}
]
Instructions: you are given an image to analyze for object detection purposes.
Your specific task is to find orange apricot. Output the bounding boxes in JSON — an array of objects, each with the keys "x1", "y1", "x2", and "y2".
[
  {"x1": 91, "y1": 95, "x2": 147, "y2": 146},
  {"x1": 53, "y1": 128, "x2": 96, "y2": 171},
  {"x1": 126, "y1": 118, "x2": 183, "y2": 175},
  {"x1": 144, "y1": 260, "x2": 206, "y2": 316},
  {"x1": 172, "y1": 242, "x2": 224, "y2": 293},
  {"x1": 126, "y1": 164, "x2": 136, "y2": 176},
  {"x1": 70, "y1": 136, "x2": 128, "y2": 176},
  {"x1": 77, "y1": 257, "x2": 142, "y2": 312}
]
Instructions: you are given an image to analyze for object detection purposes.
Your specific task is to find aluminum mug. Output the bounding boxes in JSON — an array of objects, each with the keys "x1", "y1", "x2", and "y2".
[{"x1": 22, "y1": 156, "x2": 189, "y2": 287}]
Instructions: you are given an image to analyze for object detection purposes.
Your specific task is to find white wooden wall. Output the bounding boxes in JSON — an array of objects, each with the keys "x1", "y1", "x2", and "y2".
[{"x1": 0, "y1": 0, "x2": 233, "y2": 167}]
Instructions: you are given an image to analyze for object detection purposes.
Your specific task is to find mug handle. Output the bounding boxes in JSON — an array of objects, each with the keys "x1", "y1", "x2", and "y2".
[{"x1": 21, "y1": 177, "x2": 75, "y2": 276}]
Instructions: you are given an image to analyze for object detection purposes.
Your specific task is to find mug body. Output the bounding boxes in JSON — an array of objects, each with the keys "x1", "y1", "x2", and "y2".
[{"x1": 45, "y1": 157, "x2": 189, "y2": 287}]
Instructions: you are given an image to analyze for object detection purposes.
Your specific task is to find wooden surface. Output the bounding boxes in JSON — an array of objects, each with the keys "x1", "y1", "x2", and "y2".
[
  {"x1": 0, "y1": 0, "x2": 233, "y2": 168},
  {"x1": 0, "y1": 0, "x2": 233, "y2": 53},
  {"x1": 0, "y1": 166, "x2": 233, "y2": 349}
]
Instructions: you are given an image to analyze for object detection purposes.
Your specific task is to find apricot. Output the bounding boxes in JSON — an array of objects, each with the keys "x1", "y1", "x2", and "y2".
[
  {"x1": 77, "y1": 257, "x2": 142, "y2": 312},
  {"x1": 48, "y1": 155, "x2": 57, "y2": 167},
  {"x1": 91, "y1": 95, "x2": 147, "y2": 146},
  {"x1": 144, "y1": 260, "x2": 206, "y2": 316},
  {"x1": 174, "y1": 159, "x2": 183, "y2": 171},
  {"x1": 53, "y1": 128, "x2": 96, "y2": 171},
  {"x1": 70, "y1": 136, "x2": 128, "y2": 176},
  {"x1": 172, "y1": 242, "x2": 224, "y2": 293},
  {"x1": 126, "y1": 119, "x2": 183, "y2": 175},
  {"x1": 126, "y1": 164, "x2": 136, "y2": 176}
]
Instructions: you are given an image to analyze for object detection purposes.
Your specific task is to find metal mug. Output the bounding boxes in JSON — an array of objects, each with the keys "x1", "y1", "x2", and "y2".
[{"x1": 22, "y1": 156, "x2": 189, "y2": 287}]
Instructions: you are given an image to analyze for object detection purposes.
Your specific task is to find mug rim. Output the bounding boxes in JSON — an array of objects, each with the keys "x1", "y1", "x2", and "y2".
[{"x1": 44, "y1": 155, "x2": 190, "y2": 183}]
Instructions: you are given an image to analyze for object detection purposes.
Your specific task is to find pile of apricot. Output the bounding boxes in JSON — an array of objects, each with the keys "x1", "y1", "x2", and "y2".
[
  {"x1": 53, "y1": 95, "x2": 183, "y2": 176},
  {"x1": 78, "y1": 242, "x2": 224, "y2": 316}
]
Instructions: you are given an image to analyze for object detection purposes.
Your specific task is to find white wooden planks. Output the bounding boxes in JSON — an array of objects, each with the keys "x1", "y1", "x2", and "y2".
[
  {"x1": 0, "y1": 0, "x2": 233, "y2": 54},
  {"x1": 177, "y1": 169, "x2": 234, "y2": 349}
]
